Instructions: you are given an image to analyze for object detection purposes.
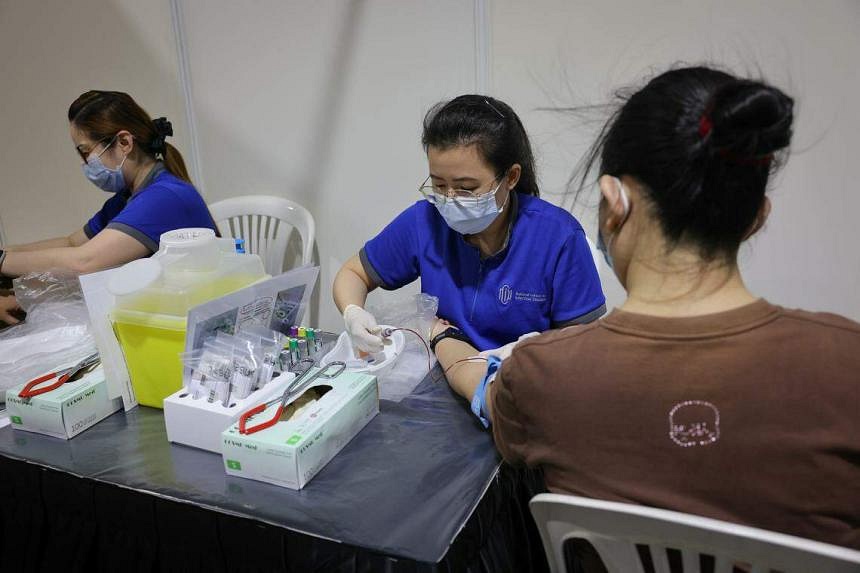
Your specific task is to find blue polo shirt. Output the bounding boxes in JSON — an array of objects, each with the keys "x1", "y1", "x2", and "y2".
[
  {"x1": 361, "y1": 193, "x2": 605, "y2": 351},
  {"x1": 83, "y1": 163, "x2": 216, "y2": 252}
]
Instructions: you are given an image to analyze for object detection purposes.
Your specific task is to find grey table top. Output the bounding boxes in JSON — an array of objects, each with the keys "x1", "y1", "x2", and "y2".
[{"x1": 0, "y1": 369, "x2": 501, "y2": 563}]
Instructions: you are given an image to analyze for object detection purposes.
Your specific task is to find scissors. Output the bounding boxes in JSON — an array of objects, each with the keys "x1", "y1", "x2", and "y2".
[
  {"x1": 238, "y1": 360, "x2": 346, "y2": 435},
  {"x1": 19, "y1": 353, "x2": 101, "y2": 399}
]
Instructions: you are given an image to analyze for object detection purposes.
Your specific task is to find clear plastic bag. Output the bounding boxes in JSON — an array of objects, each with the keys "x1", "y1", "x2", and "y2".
[
  {"x1": 222, "y1": 332, "x2": 259, "y2": 400},
  {"x1": 234, "y1": 325, "x2": 282, "y2": 386},
  {"x1": 257, "y1": 335, "x2": 280, "y2": 388},
  {"x1": 180, "y1": 327, "x2": 290, "y2": 406},
  {"x1": 0, "y1": 271, "x2": 97, "y2": 399},
  {"x1": 366, "y1": 293, "x2": 439, "y2": 402},
  {"x1": 180, "y1": 340, "x2": 234, "y2": 404},
  {"x1": 13, "y1": 270, "x2": 84, "y2": 312}
]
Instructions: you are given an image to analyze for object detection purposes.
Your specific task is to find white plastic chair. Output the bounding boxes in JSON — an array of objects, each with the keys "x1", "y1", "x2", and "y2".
[
  {"x1": 209, "y1": 195, "x2": 315, "y2": 275},
  {"x1": 530, "y1": 493, "x2": 860, "y2": 573}
]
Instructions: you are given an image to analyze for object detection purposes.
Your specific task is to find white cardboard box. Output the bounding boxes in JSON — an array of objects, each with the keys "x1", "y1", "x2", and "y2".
[
  {"x1": 163, "y1": 370, "x2": 297, "y2": 453},
  {"x1": 221, "y1": 369, "x2": 379, "y2": 490},
  {"x1": 5, "y1": 366, "x2": 122, "y2": 439},
  {"x1": 79, "y1": 268, "x2": 137, "y2": 410}
]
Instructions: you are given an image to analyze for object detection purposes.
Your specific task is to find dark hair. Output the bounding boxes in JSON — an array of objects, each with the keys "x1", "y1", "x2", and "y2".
[
  {"x1": 68, "y1": 90, "x2": 192, "y2": 184},
  {"x1": 580, "y1": 66, "x2": 794, "y2": 259},
  {"x1": 422, "y1": 95, "x2": 540, "y2": 197}
]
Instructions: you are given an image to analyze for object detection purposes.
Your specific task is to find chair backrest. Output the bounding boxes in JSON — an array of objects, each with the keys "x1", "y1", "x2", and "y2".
[
  {"x1": 209, "y1": 195, "x2": 315, "y2": 275},
  {"x1": 530, "y1": 493, "x2": 860, "y2": 573}
]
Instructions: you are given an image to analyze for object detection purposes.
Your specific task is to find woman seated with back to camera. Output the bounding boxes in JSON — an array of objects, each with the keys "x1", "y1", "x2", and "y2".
[{"x1": 443, "y1": 66, "x2": 860, "y2": 550}]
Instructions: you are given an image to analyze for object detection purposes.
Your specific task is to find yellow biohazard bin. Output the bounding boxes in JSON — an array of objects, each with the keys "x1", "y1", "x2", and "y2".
[{"x1": 109, "y1": 228, "x2": 266, "y2": 408}]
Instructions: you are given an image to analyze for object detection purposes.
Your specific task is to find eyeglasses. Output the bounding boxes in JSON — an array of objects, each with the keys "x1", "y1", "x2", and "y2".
[
  {"x1": 418, "y1": 175, "x2": 503, "y2": 205},
  {"x1": 75, "y1": 135, "x2": 117, "y2": 164}
]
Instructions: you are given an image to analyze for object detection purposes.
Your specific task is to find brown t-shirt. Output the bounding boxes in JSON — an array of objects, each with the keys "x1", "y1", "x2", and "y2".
[{"x1": 491, "y1": 299, "x2": 860, "y2": 549}]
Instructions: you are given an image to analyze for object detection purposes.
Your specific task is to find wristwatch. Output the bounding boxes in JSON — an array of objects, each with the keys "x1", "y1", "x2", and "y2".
[{"x1": 429, "y1": 327, "x2": 472, "y2": 353}]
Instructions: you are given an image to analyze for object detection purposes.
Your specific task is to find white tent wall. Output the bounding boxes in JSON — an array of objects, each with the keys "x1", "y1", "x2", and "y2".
[
  {"x1": 1, "y1": 0, "x2": 857, "y2": 327},
  {"x1": 0, "y1": 0, "x2": 190, "y2": 245},
  {"x1": 490, "y1": 0, "x2": 860, "y2": 319},
  {"x1": 175, "y1": 0, "x2": 477, "y2": 330}
]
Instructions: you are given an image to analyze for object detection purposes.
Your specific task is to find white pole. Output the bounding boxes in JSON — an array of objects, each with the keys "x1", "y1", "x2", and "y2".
[
  {"x1": 474, "y1": 0, "x2": 492, "y2": 95},
  {"x1": 169, "y1": 0, "x2": 205, "y2": 193}
]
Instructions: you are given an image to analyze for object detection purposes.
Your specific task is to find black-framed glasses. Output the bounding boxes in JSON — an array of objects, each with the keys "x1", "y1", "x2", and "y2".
[{"x1": 76, "y1": 135, "x2": 117, "y2": 164}]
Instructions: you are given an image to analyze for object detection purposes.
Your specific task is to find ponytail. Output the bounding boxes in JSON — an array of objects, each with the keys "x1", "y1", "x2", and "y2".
[{"x1": 160, "y1": 142, "x2": 189, "y2": 182}]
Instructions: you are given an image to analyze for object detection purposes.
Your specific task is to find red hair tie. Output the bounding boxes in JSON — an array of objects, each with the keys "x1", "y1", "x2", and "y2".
[{"x1": 698, "y1": 114, "x2": 713, "y2": 138}]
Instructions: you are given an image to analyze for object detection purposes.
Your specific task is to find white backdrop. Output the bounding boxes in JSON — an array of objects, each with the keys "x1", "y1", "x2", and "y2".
[
  {"x1": 0, "y1": 0, "x2": 189, "y2": 249},
  {"x1": 1, "y1": 0, "x2": 858, "y2": 328},
  {"x1": 491, "y1": 0, "x2": 860, "y2": 319},
  {"x1": 177, "y1": 0, "x2": 477, "y2": 328}
]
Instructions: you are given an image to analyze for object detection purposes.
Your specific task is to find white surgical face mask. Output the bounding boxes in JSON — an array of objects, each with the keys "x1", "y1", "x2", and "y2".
[
  {"x1": 433, "y1": 179, "x2": 510, "y2": 235},
  {"x1": 596, "y1": 177, "x2": 630, "y2": 269}
]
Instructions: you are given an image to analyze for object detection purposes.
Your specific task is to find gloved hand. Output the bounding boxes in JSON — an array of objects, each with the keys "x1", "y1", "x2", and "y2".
[
  {"x1": 343, "y1": 304, "x2": 384, "y2": 353},
  {"x1": 478, "y1": 331, "x2": 541, "y2": 361}
]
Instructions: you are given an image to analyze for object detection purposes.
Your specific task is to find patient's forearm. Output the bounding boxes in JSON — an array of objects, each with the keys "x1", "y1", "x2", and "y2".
[{"x1": 434, "y1": 337, "x2": 487, "y2": 403}]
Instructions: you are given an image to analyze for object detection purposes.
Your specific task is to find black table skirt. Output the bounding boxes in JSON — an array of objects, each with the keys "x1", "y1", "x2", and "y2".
[
  {"x1": 0, "y1": 364, "x2": 549, "y2": 572},
  {"x1": 0, "y1": 454, "x2": 548, "y2": 572}
]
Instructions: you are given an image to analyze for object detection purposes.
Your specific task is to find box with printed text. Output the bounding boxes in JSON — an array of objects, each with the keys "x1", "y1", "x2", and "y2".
[
  {"x1": 221, "y1": 369, "x2": 379, "y2": 490},
  {"x1": 5, "y1": 366, "x2": 122, "y2": 439}
]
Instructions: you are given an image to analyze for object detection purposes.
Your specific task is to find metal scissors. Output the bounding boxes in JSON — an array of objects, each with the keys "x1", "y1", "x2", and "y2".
[
  {"x1": 238, "y1": 360, "x2": 346, "y2": 435},
  {"x1": 19, "y1": 353, "x2": 101, "y2": 399}
]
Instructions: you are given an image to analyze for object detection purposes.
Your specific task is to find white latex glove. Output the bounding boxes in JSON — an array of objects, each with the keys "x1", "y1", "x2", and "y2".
[
  {"x1": 478, "y1": 331, "x2": 541, "y2": 361},
  {"x1": 343, "y1": 304, "x2": 384, "y2": 353}
]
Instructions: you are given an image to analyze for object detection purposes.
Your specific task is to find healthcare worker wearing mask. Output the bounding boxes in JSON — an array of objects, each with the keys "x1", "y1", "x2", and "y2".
[
  {"x1": 0, "y1": 90, "x2": 217, "y2": 301},
  {"x1": 333, "y1": 95, "x2": 605, "y2": 355}
]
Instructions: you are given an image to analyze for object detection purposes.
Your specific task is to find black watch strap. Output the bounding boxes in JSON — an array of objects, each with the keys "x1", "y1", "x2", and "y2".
[{"x1": 430, "y1": 327, "x2": 472, "y2": 353}]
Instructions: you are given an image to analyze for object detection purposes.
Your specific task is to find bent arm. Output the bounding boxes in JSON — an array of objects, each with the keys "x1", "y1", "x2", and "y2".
[
  {"x1": 0, "y1": 229, "x2": 148, "y2": 277},
  {"x1": 333, "y1": 254, "x2": 379, "y2": 313}
]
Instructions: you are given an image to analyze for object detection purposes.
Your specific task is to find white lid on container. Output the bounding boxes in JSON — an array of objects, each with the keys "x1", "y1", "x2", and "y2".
[{"x1": 155, "y1": 227, "x2": 220, "y2": 272}]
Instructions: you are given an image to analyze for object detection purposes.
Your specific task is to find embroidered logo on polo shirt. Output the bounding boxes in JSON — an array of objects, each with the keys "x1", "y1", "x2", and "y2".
[
  {"x1": 498, "y1": 284, "x2": 512, "y2": 305},
  {"x1": 498, "y1": 283, "x2": 547, "y2": 305},
  {"x1": 669, "y1": 400, "x2": 720, "y2": 447},
  {"x1": 514, "y1": 291, "x2": 547, "y2": 303}
]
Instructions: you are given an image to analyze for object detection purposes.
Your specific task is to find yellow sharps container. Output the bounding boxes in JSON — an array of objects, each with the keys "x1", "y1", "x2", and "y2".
[{"x1": 109, "y1": 228, "x2": 266, "y2": 407}]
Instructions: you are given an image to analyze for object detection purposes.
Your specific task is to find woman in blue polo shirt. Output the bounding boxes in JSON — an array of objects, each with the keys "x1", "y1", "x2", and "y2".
[
  {"x1": 333, "y1": 95, "x2": 605, "y2": 353},
  {"x1": 0, "y1": 90, "x2": 216, "y2": 280}
]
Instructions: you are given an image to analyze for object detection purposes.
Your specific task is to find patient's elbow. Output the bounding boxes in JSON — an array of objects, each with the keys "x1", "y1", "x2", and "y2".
[{"x1": 67, "y1": 250, "x2": 101, "y2": 275}]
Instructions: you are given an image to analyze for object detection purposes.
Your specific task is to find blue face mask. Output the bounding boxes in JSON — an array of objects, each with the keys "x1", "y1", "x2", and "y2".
[
  {"x1": 596, "y1": 178, "x2": 630, "y2": 269},
  {"x1": 81, "y1": 137, "x2": 128, "y2": 193},
  {"x1": 433, "y1": 179, "x2": 510, "y2": 235}
]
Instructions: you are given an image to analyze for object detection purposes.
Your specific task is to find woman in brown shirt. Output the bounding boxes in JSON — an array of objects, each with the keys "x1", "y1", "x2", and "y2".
[{"x1": 439, "y1": 66, "x2": 860, "y2": 550}]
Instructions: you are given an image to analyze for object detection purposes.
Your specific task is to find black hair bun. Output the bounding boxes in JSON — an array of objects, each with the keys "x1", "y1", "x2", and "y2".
[
  {"x1": 150, "y1": 117, "x2": 173, "y2": 155},
  {"x1": 709, "y1": 80, "x2": 794, "y2": 159}
]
